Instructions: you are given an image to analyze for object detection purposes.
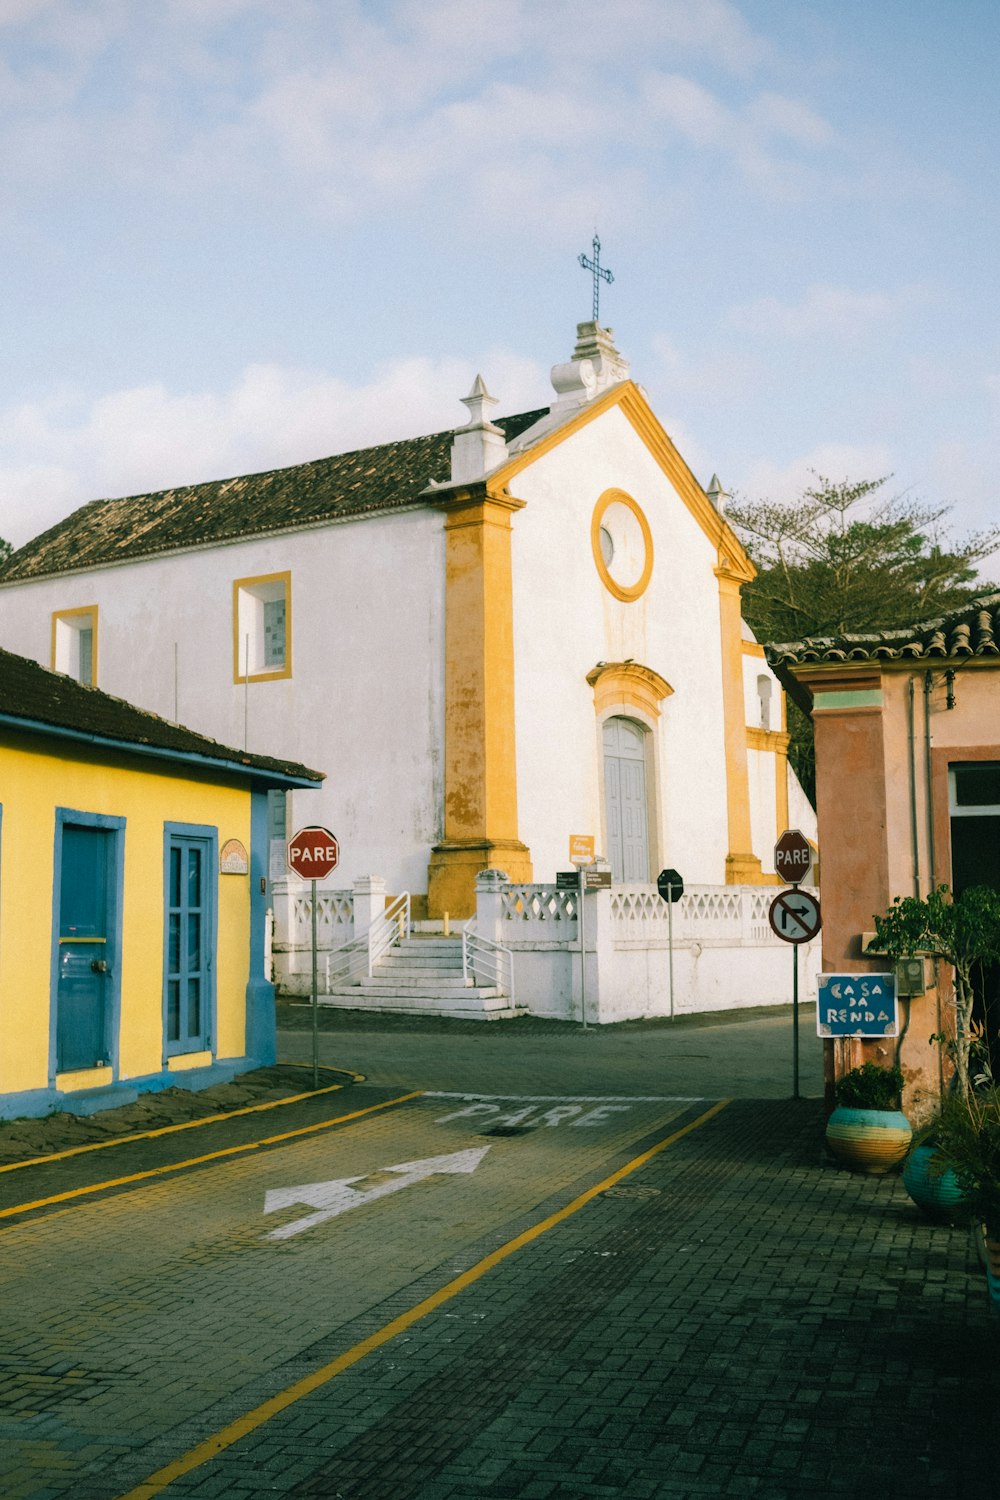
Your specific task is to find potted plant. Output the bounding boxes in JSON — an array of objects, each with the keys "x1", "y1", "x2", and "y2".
[
  {"x1": 931, "y1": 1050, "x2": 1000, "y2": 1302},
  {"x1": 825, "y1": 1061, "x2": 912, "y2": 1174},
  {"x1": 874, "y1": 884, "x2": 1000, "y2": 1099},
  {"x1": 901, "y1": 1118, "x2": 972, "y2": 1223},
  {"x1": 873, "y1": 885, "x2": 1000, "y2": 1231}
]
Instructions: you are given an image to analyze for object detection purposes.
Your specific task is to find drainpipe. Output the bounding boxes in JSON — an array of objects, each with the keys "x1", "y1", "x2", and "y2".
[
  {"x1": 907, "y1": 676, "x2": 921, "y2": 898},
  {"x1": 923, "y1": 671, "x2": 936, "y2": 890},
  {"x1": 923, "y1": 670, "x2": 945, "y2": 1102}
]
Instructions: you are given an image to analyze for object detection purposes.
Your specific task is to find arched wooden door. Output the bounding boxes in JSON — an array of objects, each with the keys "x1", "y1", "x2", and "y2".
[{"x1": 603, "y1": 717, "x2": 650, "y2": 884}]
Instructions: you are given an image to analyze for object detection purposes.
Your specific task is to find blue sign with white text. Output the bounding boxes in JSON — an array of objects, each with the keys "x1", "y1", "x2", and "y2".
[{"x1": 817, "y1": 973, "x2": 898, "y2": 1037}]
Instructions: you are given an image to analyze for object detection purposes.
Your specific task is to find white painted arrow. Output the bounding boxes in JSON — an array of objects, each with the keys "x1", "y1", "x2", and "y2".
[{"x1": 262, "y1": 1146, "x2": 490, "y2": 1241}]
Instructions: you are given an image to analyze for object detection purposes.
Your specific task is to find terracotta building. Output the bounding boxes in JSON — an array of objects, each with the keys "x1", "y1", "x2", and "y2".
[{"x1": 768, "y1": 594, "x2": 1000, "y2": 1121}]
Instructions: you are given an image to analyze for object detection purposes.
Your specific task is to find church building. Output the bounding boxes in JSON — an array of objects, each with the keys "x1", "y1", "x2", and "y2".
[{"x1": 0, "y1": 322, "x2": 814, "y2": 956}]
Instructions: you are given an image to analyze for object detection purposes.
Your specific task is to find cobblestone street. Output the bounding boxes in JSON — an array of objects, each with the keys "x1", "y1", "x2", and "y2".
[{"x1": 0, "y1": 1011, "x2": 995, "y2": 1499}]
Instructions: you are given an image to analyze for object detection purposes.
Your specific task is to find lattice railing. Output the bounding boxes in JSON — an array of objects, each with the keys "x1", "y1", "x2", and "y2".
[
  {"x1": 610, "y1": 884, "x2": 793, "y2": 945},
  {"x1": 291, "y1": 889, "x2": 354, "y2": 941},
  {"x1": 500, "y1": 884, "x2": 578, "y2": 937}
]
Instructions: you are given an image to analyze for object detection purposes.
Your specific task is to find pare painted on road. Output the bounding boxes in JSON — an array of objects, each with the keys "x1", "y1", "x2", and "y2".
[{"x1": 432, "y1": 1095, "x2": 635, "y2": 1130}]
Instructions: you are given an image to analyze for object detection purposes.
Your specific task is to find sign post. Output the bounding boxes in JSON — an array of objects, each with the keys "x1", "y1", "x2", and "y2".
[
  {"x1": 569, "y1": 836, "x2": 595, "y2": 1029},
  {"x1": 771, "y1": 831, "x2": 816, "y2": 1101},
  {"x1": 287, "y1": 826, "x2": 340, "y2": 1086},
  {"x1": 656, "y1": 869, "x2": 684, "y2": 1019},
  {"x1": 767, "y1": 884, "x2": 821, "y2": 1099}
]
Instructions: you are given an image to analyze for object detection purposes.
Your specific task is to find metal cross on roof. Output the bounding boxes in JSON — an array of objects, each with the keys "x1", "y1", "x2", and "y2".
[{"x1": 578, "y1": 234, "x2": 614, "y2": 322}]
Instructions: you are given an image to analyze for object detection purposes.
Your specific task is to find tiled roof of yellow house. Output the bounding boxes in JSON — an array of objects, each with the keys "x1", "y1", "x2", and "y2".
[
  {"x1": 765, "y1": 593, "x2": 1000, "y2": 667},
  {"x1": 0, "y1": 645, "x2": 323, "y2": 785},
  {"x1": 0, "y1": 410, "x2": 546, "y2": 582}
]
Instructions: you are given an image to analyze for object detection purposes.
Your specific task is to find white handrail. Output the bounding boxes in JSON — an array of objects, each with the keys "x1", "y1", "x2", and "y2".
[
  {"x1": 368, "y1": 891, "x2": 410, "y2": 976},
  {"x1": 324, "y1": 891, "x2": 411, "y2": 989},
  {"x1": 463, "y1": 920, "x2": 515, "y2": 1002}
]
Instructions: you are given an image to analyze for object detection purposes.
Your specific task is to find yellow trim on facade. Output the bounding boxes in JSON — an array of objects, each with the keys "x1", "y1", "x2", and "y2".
[
  {"x1": 590, "y1": 489, "x2": 654, "y2": 602},
  {"x1": 741, "y1": 640, "x2": 767, "y2": 658},
  {"x1": 489, "y1": 382, "x2": 756, "y2": 585},
  {"x1": 775, "y1": 737, "x2": 790, "y2": 848},
  {"x1": 586, "y1": 662, "x2": 673, "y2": 720},
  {"x1": 746, "y1": 726, "x2": 790, "y2": 752},
  {"x1": 167, "y1": 1050, "x2": 213, "y2": 1072},
  {"x1": 51, "y1": 604, "x2": 99, "y2": 685},
  {"x1": 232, "y1": 570, "x2": 292, "y2": 684},
  {"x1": 716, "y1": 564, "x2": 763, "y2": 884},
  {"x1": 428, "y1": 487, "x2": 532, "y2": 917},
  {"x1": 746, "y1": 711, "x2": 793, "y2": 863},
  {"x1": 56, "y1": 1065, "x2": 113, "y2": 1092}
]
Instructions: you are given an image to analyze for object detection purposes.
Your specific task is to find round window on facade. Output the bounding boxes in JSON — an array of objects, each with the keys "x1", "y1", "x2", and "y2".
[{"x1": 591, "y1": 490, "x2": 654, "y2": 602}]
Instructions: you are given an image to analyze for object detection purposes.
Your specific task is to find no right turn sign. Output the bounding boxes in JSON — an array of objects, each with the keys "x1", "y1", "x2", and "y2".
[{"x1": 768, "y1": 888, "x2": 821, "y2": 944}]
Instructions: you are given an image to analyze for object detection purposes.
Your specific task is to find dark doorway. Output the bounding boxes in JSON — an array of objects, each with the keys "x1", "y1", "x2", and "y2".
[{"x1": 950, "y1": 765, "x2": 1000, "y2": 1073}]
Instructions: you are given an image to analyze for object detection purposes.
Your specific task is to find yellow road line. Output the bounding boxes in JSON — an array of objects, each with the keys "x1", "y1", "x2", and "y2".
[
  {"x1": 0, "y1": 1064, "x2": 365, "y2": 1175},
  {"x1": 116, "y1": 1099, "x2": 729, "y2": 1500},
  {"x1": 0, "y1": 1091, "x2": 423, "y2": 1222}
]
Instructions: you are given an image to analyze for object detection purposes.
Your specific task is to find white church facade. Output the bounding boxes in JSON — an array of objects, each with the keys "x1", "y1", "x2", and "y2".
[{"x1": 0, "y1": 323, "x2": 815, "y2": 1009}]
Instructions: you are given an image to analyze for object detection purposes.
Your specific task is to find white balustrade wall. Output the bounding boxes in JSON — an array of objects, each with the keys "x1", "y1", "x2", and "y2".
[
  {"x1": 271, "y1": 876, "x2": 821, "y2": 1021},
  {"x1": 488, "y1": 881, "x2": 821, "y2": 1022},
  {"x1": 271, "y1": 879, "x2": 355, "y2": 982}
]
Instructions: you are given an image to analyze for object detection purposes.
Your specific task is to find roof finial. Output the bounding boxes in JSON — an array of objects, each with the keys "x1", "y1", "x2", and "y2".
[{"x1": 578, "y1": 233, "x2": 614, "y2": 323}]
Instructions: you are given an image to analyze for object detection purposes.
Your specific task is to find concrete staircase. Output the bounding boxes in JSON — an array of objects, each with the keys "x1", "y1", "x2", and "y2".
[{"x1": 318, "y1": 934, "x2": 521, "y2": 1020}]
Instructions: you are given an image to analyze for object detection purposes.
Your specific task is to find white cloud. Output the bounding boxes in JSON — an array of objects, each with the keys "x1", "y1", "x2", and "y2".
[
  {"x1": 726, "y1": 284, "x2": 918, "y2": 340},
  {"x1": 642, "y1": 72, "x2": 836, "y2": 195},
  {"x1": 0, "y1": 0, "x2": 781, "y2": 225},
  {"x1": 0, "y1": 353, "x2": 547, "y2": 549}
]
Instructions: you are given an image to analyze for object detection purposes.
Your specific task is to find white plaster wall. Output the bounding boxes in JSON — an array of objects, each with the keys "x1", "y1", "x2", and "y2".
[
  {"x1": 747, "y1": 747, "x2": 777, "y2": 875},
  {"x1": 507, "y1": 935, "x2": 822, "y2": 1021},
  {"x1": 0, "y1": 509, "x2": 446, "y2": 897},
  {"x1": 787, "y1": 770, "x2": 819, "y2": 867},
  {"x1": 508, "y1": 404, "x2": 731, "y2": 885}
]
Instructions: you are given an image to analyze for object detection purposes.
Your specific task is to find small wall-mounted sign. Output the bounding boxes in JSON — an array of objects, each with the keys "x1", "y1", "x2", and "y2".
[
  {"x1": 569, "y1": 834, "x2": 595, "y2": 866},
  {"x1": 220, "y1": 838, "x2": 249, "y2": 876}
]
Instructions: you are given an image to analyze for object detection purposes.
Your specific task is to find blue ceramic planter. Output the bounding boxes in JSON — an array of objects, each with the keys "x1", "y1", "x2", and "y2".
[
  {"x1": 825, "y1": 1106, "x2": 912, "y2": 1174},
  {"x1": 902, "y1": 1144, "x2": 971, "y2": 1222}
]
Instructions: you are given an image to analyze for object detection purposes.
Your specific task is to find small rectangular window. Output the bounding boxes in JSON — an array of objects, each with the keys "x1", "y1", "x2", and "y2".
[
  {"x1": 52, "y1": 607, "x2": 99, "y2": 685},
  {"x1": 233, "y1": 572, "x2": 291, "y2": 682},
  {"x1": 263, "y1": 597, "x2": 286, "y2": 668},
  {"x1": 953, "y1": 765, "x2": 1000, "y2": 810}
]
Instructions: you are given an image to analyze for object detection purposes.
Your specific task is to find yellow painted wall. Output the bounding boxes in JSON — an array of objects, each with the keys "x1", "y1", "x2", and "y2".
[{"x1": 0, "y1": 732, "x2": 253, "y2": 1098}]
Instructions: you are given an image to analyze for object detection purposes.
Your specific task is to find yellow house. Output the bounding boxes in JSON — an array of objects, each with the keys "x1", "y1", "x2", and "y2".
[{"x1": 0, "y1": 645, "x2": 322, "y2": 1119}]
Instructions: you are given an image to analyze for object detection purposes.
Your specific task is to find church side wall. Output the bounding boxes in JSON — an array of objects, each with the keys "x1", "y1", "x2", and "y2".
[
  {"x1": 0, "y1": 509, "x2": 446, "y2": 902},
  {"x1": 508, "y1": 405, "x2": 732, "y2": 885}
]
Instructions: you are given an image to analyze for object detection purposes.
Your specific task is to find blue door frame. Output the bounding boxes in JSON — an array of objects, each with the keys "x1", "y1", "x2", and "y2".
[
  {"x1": 163, "y1": 823, "x2": 217, "y2": 1058},
  {"x1": 50, "y1": 809, "x2": 125, "y2": 1078}
]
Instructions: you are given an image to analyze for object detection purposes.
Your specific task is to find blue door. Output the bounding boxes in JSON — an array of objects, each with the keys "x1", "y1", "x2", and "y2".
[
  {"x1": 166, "y1": 835, "x2": 213, "y2": 1054},
  {"x1": 57, "y1": 825, "x2": 113, "y2": 1071}
]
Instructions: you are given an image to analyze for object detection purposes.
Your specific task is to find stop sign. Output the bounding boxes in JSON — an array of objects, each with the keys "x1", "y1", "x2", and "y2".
[
  {"x1": 774, "y1": 828, "x2": 812, "y2": 884},
  {"x1": 287, "y1": 825, "x2": 339, "y2": 881}
]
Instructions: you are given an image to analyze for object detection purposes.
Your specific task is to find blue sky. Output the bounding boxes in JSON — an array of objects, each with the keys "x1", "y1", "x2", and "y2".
[{"x1": 1, "y1": 0, "x2": 998, "y2": 565}]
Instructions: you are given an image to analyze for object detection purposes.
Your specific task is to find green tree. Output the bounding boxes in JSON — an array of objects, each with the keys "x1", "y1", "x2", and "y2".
[
  {"x1": 0, "y1": 536, "x2": 11, "y2": 563},
  {"x1": 728, "y1": 475, "x2": 999, "y2": 799},
  {"x1": 875, "y1": 885, "x2": 1000, "y2": 1100}
]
